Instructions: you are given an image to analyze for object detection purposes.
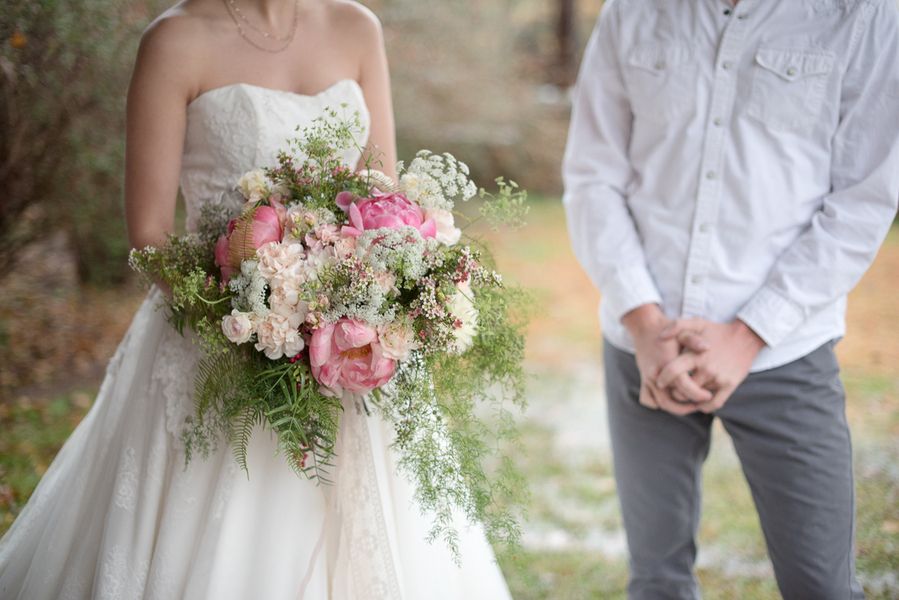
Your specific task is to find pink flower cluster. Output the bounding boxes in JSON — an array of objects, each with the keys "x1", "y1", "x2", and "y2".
[{"x1": 216, "y1": 177, "x2": 466, "y2": 396}]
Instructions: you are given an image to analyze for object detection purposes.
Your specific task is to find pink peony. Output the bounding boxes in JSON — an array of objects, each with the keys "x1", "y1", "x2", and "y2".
[
  {"x1": 309, "y1": 318, "x2": 396, "y2": 396},
  {"x1": 214, "y1": 204, "x2": 283, "y2": 282},
  {"x1": 340, "y1": 192, "x2": 436, "y2": 239}
]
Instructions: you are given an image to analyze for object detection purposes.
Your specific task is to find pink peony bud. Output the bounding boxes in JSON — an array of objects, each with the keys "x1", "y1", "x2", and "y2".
[{"x1": 214, "y1": 205, "x2": 284, "y2": 282}]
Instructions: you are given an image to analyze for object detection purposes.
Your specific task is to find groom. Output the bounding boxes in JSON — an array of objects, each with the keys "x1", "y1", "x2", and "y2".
[{"x1": 563, "y1": 0, "x2": 899, "y2": 598}]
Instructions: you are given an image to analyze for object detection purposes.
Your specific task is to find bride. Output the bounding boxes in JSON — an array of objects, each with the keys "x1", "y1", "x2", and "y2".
[{"x1": 0, "y1": 1, "x2": 512, "y2": 598}]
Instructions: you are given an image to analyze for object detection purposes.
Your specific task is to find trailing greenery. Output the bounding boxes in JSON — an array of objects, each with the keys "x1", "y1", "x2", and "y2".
[{"x1": 372, "y1": 280, "x2": 530, "y2": 553}]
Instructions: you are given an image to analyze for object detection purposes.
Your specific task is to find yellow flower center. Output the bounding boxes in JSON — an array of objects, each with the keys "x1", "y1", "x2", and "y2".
[{"x1": 340, "y1": 346, "x2": 372, "y2": 360}]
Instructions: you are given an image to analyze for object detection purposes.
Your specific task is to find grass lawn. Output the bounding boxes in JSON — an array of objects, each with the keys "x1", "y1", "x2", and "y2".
[{"x1": 1, "y1": 201, "x2": 897, "y2": 598}]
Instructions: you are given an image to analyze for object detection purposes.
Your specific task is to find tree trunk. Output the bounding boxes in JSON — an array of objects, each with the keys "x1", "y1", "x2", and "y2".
[{"x1": 556, "y1": 0, "x2": 577, "y2": 86}]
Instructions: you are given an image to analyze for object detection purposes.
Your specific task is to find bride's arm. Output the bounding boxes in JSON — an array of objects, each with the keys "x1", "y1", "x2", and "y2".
[
  {"x1": 125, "y1": 15, "x2": 197, "y2": 251},
  {"x1": 343, "y1": 5, "x2": 397, "y2": 180}
]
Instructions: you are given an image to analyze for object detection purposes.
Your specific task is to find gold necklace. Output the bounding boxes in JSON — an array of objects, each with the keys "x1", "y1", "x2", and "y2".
[{"x1": 223, "y1": 0, "x2": 299, "y2": 53}]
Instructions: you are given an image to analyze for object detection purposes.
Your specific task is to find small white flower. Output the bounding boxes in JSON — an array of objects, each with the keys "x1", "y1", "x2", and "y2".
[
  {"x1": 254, "y1": 312, "x2": 305, "y2": 360},
  {"x1": 378, "y1": 319, "x2": 418, "y2": 361},
  {"x1": 426, "y1": 208, "x2": 462, "y2": 246},
  {"x1": 240, "y1": 259, "x2": 259, "y2": 277},
  {"x1": 256, "y1": 241, "x2": 306, "y2": 281},
  {"x1": 222, "y1": 309, "x2": 254, "y2": 345},
  {"x1": 237, "y1": 169, "x2": 270, "y2": 202},
  {"x1": 400, "y1": 173, "x2": 423, "y2": 202},
  {"x1": 448, "y1": 281, "x2": 478, "y2": 354}
]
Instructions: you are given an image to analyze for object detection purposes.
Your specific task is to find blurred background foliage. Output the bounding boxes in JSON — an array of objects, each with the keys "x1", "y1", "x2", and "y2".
[
  {"x1": 0, "y1": 0, "x2": 598, "y2": 287},
  {"x1": 1, "y1": 1, "x2": 897, "y2": 598},
  {"x1": 0, "y1": 0, "x2": 158, "y2": 286},
  {"x1": 0, "y1": 0, "x2": 600, "y2": 394}
]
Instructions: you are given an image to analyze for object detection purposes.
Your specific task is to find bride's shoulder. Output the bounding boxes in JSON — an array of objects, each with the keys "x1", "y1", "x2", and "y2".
[
  {"x1": 130, "y1": 1, "x2": 222, "y2": 103},
  {"x1": 138, "y1": 0, "x2": 221, "y2": 57},
  {"x1": 319, "y1": 0, "x2": 384, "y2": 43}
]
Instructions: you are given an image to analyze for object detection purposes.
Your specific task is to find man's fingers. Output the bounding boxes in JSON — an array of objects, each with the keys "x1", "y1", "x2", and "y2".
[
  {"x1": 697, "y1": 386, "x2": 734, "y2": 414},
  {"x1": 656, "y1": 353, "x2": 700, "y2": 389},
  {"x1": 677, "y1": 330, "x2": 710, "y2": 353},
  {"x1": 639, "y1": 383, "x2": 660, "y2": 410},
  {"x1": 671, "y1": 373, "x2": 713, "y2": 403},
  {"x1": 671, "y1": 388, "x2": 689, "y2": 403},
  {"x1": 692, "y1": 369, "x2": 715, "y2": 389},
  {"x1": 659, "y1": 318, "x2": 704, "y2": 340},
  {"x1": 652, "y1": 384, "x2": 699, "y2": 416}
]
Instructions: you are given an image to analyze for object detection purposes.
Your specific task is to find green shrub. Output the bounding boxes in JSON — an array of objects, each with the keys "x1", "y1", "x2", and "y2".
[{"x1": 0, "y1": 0, "x2": 162, "y2": 284}]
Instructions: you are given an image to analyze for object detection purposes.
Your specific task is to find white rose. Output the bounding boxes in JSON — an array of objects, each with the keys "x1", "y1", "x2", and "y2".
[
  {"x1": 270, "y1": 284, "x2": 309, "y2": 322},
  {"x1": 378, "y1": 320, "x2": 418, "y2": 361},
  {"x1": 254, "y1": 312, "x2": 305, "y2": 360},
  {"x1": 399, "y1": 173, "x2": 422, "y2": 203},
  {"x1": 222, "y1": 309, "x2": 254, "y2": 345},
  {"x1": 257, "y1": 241, "x2": 306, "y2": 280},
  {"x1": 426, "y1": 208, "x2": 462, "y2": 246},
  {"x1": 237, "y1": 169, "x2": 270, "y2": 202},
  {"x1": 448, "y1": 281, "x2": 478, "y2": 354}
]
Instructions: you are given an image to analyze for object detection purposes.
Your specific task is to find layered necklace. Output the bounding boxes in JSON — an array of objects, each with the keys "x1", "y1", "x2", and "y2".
[{"x1": 223, "y1": 0, "x2": 300, "y2": 53}]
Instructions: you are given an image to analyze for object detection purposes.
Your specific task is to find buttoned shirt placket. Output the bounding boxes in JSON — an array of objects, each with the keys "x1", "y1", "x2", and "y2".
[{"x1": 681, "y1": 3, "x2": 754, "y2": 318}]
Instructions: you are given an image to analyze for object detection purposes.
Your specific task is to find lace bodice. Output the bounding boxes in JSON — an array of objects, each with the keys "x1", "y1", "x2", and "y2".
[{"x1": 180, "y1": 79, "x2": 370, "y2": 231}]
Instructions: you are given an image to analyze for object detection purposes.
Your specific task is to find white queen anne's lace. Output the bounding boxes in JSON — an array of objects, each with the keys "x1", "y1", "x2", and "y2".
[{"x1": 398, "y1": 150, "x2": 477, "y2": 211}]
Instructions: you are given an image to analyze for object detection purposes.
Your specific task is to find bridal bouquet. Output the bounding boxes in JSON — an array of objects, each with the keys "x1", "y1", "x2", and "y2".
[{"x1": 129, "y1": 112, "x2": 529, "y2": 550}]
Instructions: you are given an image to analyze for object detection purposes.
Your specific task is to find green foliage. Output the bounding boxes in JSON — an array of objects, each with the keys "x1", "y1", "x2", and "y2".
[
  {"x1": 374, "y1": 281, "x2": 531, "y2": 556},
  {"x1": 267, "y1": 109, "x2": 373, "y2": 212},
  {"x1": 128, "y1": 234, "x2": 226, "y2": 335},
  {"x1": 185, "y1": 348, "x2": 342, "y2": 483},
  {"x1": 1, "y1": 0, "x2": 167, "y2": 283},
  {"x1": 129, "y1": 233, "x2": 343, "y2": 482},
  {"x1": 479, "y1": 178, "x2": 530, "y2": 230}
]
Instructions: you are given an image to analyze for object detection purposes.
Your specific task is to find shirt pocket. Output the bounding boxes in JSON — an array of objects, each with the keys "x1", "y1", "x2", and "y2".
[
  {"x1": 747, "y1": 48, "x2": 835, "y2": 135},
  {"x1": 624, "y1": 43, "x2": 697, "y2": 122}
]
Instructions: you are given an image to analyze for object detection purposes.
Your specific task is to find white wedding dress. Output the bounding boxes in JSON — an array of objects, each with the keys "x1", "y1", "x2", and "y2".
[{"x1": 0, "y1": 79, "x2": 512, "y2": 600}]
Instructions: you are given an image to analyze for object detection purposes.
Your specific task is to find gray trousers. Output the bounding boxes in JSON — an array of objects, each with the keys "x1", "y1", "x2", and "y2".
[{"x1": 604, "y1": 340, "x2": 865, "y2": 600}]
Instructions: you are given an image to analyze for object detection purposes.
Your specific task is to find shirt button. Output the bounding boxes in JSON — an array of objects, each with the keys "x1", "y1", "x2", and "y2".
[
  {"x1": 786, "y1": 67, "x2": 797, "y2": 77},
  {"x1": 698, "y1": 223, "x2": 712, "y2": 233},
  {"x1": 723, "y1": 8, "x2": 732, "y2": 16},
  {"x1": 655, "y1": 60, "x2": 666, "y2": 70},
  {"x1": 713, "y1": 117, "x2": 723, "y2": 127},
  {"x1": 691, "y1": 275, "x2": 703, "y2": 284},
  {"x1": 705, "y1": 171, "x2": 717, "y2": 180},
  {"x1": 722, "y1": 61, "x2": 733, "y2": 70},
  {"x1": 738, "y1": 13, "x2": 749, "y2": 20}
]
